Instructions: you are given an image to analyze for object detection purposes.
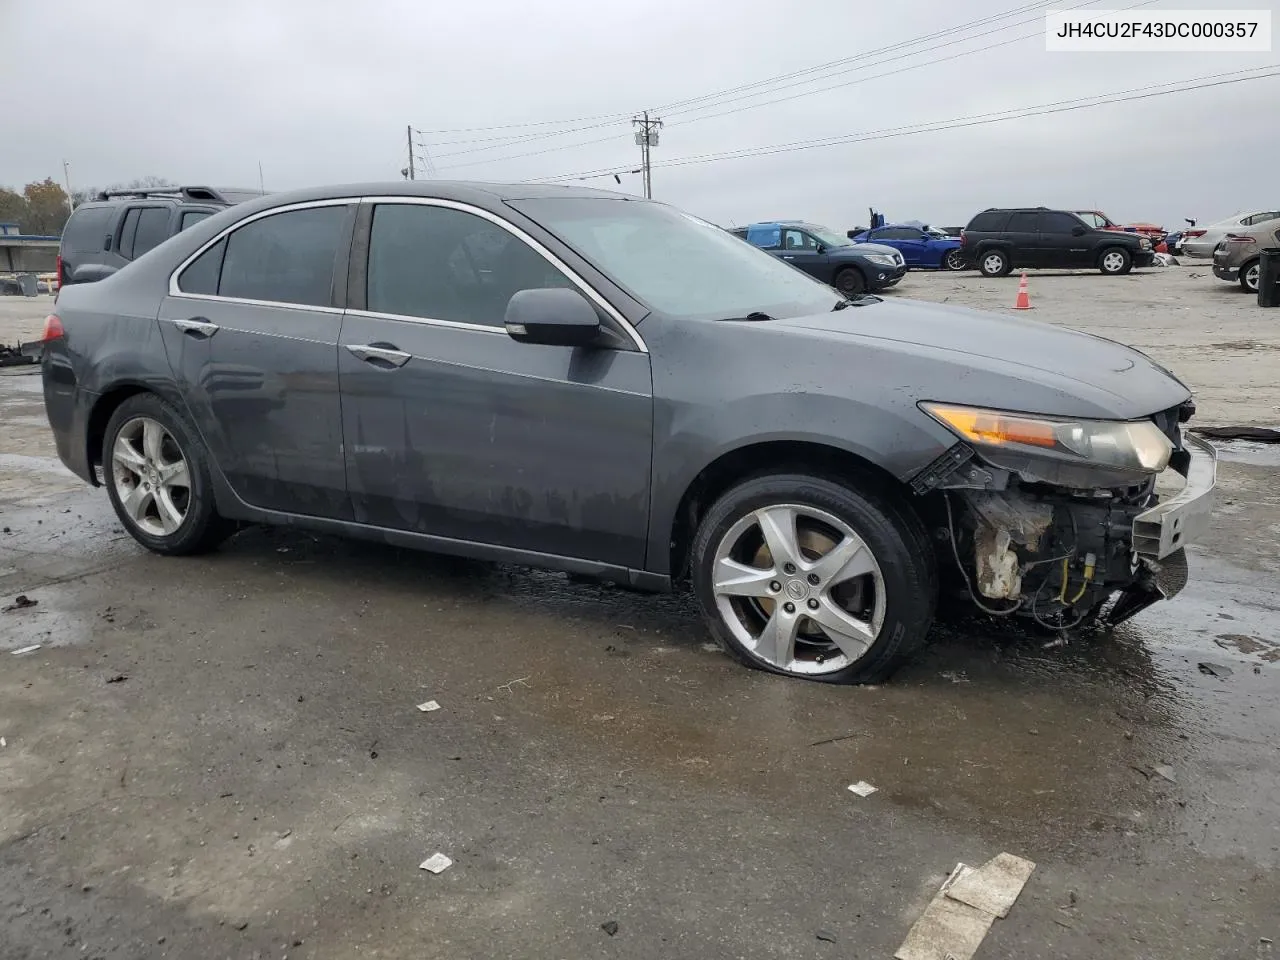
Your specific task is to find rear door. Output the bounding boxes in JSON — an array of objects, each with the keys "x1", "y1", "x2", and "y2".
[
  {"x1": 1037, "y1": 211, "x2": 1092, "y2": 268},
  {"x1": 336, "y1": 198, "x2": 653, "y2": 567},
  {"x1": 158, "y1": 200, "x2": 356, "y2": 517},
  {"x1": 58, "y1": 203, "x2": 116, "y2": 284},
  {"x1": 1003, "y1": 211, "x2": 1042, "y2": 267}
]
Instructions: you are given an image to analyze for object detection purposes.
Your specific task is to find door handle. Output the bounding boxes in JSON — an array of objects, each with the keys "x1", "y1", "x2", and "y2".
[
  {"x1": 345, "y1": 343, "x2": 411, "y2": 368},
  {"x1": 782, "y1": 255, "x2": 796, "y2": 260},
  {"x1": 171, "y1": 318, "x2": 219, "y2": 339}
]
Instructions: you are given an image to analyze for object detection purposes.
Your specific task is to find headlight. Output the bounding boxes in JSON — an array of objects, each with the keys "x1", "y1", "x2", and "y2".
[
  {"x1": 1139, "y1": 238, "x2": 1151, "y2": 249},
  {"x1": 921, "y1": 403, "x2": 1173, "y2": 473},
  {"x1": 865, "y1": 254, "x2": 896, "y2": 266}
]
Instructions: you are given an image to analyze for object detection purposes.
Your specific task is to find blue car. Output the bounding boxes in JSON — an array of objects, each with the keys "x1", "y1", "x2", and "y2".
[
  {"x1": 848, "y1": 223, "x2": 967, "y2": 271},
  {"x1": 729, "y1": 221, "x2": 907, "y2": 295}
]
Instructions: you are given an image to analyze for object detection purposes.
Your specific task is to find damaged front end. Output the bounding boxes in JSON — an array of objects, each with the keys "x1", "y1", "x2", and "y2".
[{"x1": 915, "y1": 399, "x2": 1216, "y2": 630}]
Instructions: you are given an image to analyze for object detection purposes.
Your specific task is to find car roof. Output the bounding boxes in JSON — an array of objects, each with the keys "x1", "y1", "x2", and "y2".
[{"x1": 251, "y1": 181, "x2": 632, "y2": 205}]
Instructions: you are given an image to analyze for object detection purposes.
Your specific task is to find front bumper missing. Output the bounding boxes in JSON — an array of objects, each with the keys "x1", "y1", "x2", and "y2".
[{"x1": 1132, "y1": 433, "x2": 1217, "y2": 560}]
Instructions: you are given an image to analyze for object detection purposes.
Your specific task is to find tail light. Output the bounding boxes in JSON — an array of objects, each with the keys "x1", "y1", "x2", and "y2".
[
  {"x1": 1225, "y1": 234, "x2": 1256, "y2": 243},
  {"x1": 1184, "y1": 230, "x2": 1206, "y2": 239},
  {"x1": 42, "y1": 314, "x2": 65, "y2": 342},
  {"x1": 959, "y1": 229, "x2": 967, "y2": 244}
]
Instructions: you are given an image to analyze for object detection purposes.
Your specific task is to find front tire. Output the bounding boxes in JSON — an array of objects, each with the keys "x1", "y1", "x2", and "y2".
[
  {"x1": 978, "y1": 249, "x2": 1011, "y2": 277},
  {"x1": 691, "y1": 474, "x2": 937, "y2": 684},
  {"x1": 1239, "y1": 258, "x2": 1261, "y2": 293},
  {"x1": 1099, "y1": 247, "x2": 1132, "y2": 275},
  {"x1": 833, "y1": 267, "x2": 866, "y2": 296},
  {"x1": 103, "y1": 393, "x2": 232, "y2": 556}
]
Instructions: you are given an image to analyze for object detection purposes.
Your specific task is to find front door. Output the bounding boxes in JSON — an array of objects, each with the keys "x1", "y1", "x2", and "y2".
[
  {"x1": 779, "y1": 228, "x2": 829, "y2": 280},
  {"x1": 158, "y1": 201, "x2": 355, "y2": 518},
  {"x1": 1037, "y1": 211, "x2": 1092, "y2": 268},
  {"x1": 337, "y1": 199, "x2": 653, "y2": 568}
]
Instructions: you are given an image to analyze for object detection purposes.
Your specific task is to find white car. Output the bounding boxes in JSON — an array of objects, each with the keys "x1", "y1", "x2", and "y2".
[{"x1": 1181, "y1": 210, "x2": 1280, "y2": 259}]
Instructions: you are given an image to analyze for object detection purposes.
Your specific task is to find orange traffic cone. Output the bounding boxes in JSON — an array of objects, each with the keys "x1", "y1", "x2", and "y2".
[{"x1": 1013, "y1": 271, "x2": 1032, "y2": 310}]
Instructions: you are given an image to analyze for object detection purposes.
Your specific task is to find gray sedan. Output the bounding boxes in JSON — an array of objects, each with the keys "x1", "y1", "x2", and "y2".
[{"x1": 40, "y1": 182, "x2": 1215, "y2": 683}]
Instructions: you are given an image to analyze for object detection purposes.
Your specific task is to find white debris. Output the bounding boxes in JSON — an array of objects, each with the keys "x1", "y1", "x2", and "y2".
[
  {"x1": 11, "y1": 644, "x2": 41, "y2": 656},
  {"x1": 847, "y1": 781, "x2": 878, "y2": 798},
  {"x1": 944, "y1": 852, "x2": 1037, "y2": 918},
  {"x1": 416, "y1": 700, "x2": 440, "y2": 712},
  {"x1": 1152, "y1": 764, "x2": 1177, "y2": 783},
  {"x1": 419, "y1": 852, "x2": 453, "y2": 874},
  {"x1": 1, "y1": 737, "x2": 6, "y2": 748},
  {"x1": 895, "y1": 854, "x2": 1036, "y2": 960}
]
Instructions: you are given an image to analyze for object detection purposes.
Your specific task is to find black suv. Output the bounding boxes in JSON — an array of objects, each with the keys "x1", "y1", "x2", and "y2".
[
  {"x1": 58, "y1": 186, "x2": 262, "y2": 288},
  {"x1": 960, "y1": 207, "x2": 1154, "y2": 278}
]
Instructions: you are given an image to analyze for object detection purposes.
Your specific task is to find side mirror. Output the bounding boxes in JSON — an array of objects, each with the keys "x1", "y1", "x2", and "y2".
[
  {"x1": 504, "y1": 287, "x2": 601, "y2": 347},
  {"x1": 1071, "y1": 226, "x2": 1087, "y2": 237},
  {"x1": 815, "y1": 243, "x2": 827, "y2": 254}
]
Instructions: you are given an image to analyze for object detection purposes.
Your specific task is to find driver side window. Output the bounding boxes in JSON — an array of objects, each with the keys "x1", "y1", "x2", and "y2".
[
  {"x1": 366, "y1": 203, "x2": 576, "y2": 327},
  {"x1": 782, "y1": 229, "x2": 817, "y2": 251}
]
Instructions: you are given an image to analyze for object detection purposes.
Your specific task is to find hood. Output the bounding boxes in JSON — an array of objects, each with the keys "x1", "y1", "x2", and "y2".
[
  {"x1": 767, "y1": 297, "x2": 1191, "y2": 420},
  {"x1": 832, "y1": 242, "x2": 899, "y2": 258}
]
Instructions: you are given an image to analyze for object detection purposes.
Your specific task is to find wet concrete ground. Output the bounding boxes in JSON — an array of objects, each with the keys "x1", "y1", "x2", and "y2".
[{"x1": 3, "y1": 294, "x2": 1280, "y2": 958}]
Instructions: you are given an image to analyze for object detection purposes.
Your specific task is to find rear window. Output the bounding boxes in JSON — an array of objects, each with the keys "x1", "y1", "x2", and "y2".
[
  {"x1": 131, "y1": 207, "x2": 171, "y2": 259},
  {"x1": 1006, "y1": 212, "x2": 1040, "y2": 233},
  {"x1": 180, "y1": 210, "x2": 213, "y2": 231},
  {"x1": 966, "y1": 211, "x2": 1010, "y2": 232},
  {"x1": 61, "y1": 205, "x2": 114, "y2": 256}
]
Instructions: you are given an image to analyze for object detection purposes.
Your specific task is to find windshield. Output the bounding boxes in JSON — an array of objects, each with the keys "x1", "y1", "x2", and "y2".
[
  {"x1": 803, "y1": 224, "x2": 854, "y2": 248},
  {"x1": 510, "y1": 198, "x2": 843, "y2": 321},
  {"x1": 1077, "y1": 211, "x2": 1111, "y2": 228}
]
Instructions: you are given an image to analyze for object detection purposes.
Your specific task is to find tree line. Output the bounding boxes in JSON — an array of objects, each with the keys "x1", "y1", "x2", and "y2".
[{"x1": 0, "y1": 176, "x2": 175, "y2": 236}]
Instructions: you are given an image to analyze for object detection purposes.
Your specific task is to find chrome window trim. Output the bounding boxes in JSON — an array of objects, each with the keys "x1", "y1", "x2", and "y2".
[
  {"x1": 363, "y1": 196, "x2": 646, "y2": 353},
  {"x1": 168, "y1": 194, "x2": 648, "y2": 354},
  {"x1": 167, "y1": 197, "x2": 355, "y2": 304}
]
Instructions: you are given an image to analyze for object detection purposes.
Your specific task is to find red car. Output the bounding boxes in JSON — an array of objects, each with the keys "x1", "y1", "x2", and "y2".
[{"x1": 1075, "y1": 211, "x2": 1169, "y2": 252}]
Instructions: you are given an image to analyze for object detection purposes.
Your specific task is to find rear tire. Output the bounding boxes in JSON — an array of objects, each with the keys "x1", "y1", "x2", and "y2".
[
  {"x1": 978, "y1": 249, "x2": 1011, "y2": 277},
  {"x1": 1099, "y1": 247, "x2": 1132, "y2": 275},
  {"x1": 103, "y1": 393, "x2": 233, "y2": 556},
  {"x1": 691, "y1": 473, "x2": 937, "y2": 684},
  {"x1": 943, "y1": 249, "x2": 967, "y2": 271},
  {"x1": 833, "y1": 267, "x2": 866, "y2": 296},
  {"x1": 1239, "y1": 258, "x2": 1261, "y2": 293}
]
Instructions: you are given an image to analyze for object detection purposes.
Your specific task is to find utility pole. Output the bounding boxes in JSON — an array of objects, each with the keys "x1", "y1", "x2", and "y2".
[
  {"x1": 62, "y1": 160, "x2": 74, "y2": 211},
  {"x1": 631, "y1": 111, "x2": 662, "y2": 199},
  {"x1": 406, "y1": 125, "x2": 416, "y2": 181}
]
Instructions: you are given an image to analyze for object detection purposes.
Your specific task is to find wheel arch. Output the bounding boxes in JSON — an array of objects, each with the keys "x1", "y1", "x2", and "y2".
[
  {"x1": 86, "y1": 382, "x2": 155, "y2": 486},
  {"x1": 664, "y1": 438, "x2": 915, "y2": 585}
]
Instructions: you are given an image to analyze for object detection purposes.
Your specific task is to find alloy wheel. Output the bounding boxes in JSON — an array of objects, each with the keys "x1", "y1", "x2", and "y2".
[
  {"x1": 982, "y1": 253, "x2": 1005, "y2": 275},
  {"x1": 711, "y1": 504, "x2": 885, "y2": 676},
  {"x1": 111, "y1": 417, "x2": 192, "y2": 537},
  {"x1": 1244, "y1": 262, "x2": 1260, "y2": 291},
  {"x1": 945, "y1": 250, "x2": 966, "y2": 271}
]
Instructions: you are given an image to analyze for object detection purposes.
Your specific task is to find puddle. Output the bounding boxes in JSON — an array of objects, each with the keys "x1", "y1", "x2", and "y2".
[{"x1": 1209, "y1": 438, "x2": 1280, "y2": 468}]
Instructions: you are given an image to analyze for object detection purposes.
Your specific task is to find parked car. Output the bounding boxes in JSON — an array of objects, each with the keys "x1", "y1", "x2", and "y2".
[
  {"x1": 847, "y1": 223, "x2": 966, "y2": 270},
  {"x1": 730, "y1": 221, "x2": 906, "y2": 295},
  {"x1": 58, "y1": 185, "x2": 264, "y2": 289},
  {"x1": 960, "y1": 207, "x2": 1154, "y2": 277},
  {"x1": 1182, "y1": 210, "x2": 1280, "y2": 259},
  {"x1": 41, "y1": 182, "x2": 1215, "y2": 684},
  {"x1": 1212, "y1": 220, "x2": 1280, "y2": 292}
]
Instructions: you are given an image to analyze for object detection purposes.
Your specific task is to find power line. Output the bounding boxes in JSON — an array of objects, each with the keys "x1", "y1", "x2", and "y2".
[
  {"x1": 528, "y1": 67, "x2": 1280, "y2": 183},
  {"x1": 419, "y1": 0, "x2": 1089, "y2": 169},
  {"x1": 664, "y1": 0, "x2": 1146, "y2": 130},
  {"x1": 662, "y1": 0, "x2": 1115, "y2": 124},
  {"x1": 415, "y1": 113, "x2": 629, "y2": 135},
  {"x1": 655, "y1": 0, "x2": 1063, "y2": 115}
]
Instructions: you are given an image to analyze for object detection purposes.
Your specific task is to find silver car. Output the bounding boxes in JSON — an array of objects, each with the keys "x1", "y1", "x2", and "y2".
[
  {"x1": 1212, "y1": 220, "x2": 1280, "y2": 292},
  {"x1": 1182, "y1": 209, "x2": 1280, "y2": 258}
]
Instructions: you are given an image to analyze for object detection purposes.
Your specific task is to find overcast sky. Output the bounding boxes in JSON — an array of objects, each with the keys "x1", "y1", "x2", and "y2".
[{"x1": 2, "y1": 0, "x2": 1276, "y2": 230}]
